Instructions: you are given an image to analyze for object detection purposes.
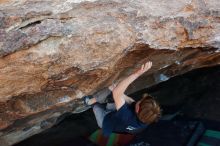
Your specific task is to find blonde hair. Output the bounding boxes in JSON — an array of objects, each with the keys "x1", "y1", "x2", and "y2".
[{"x1": 137, "y1": 93, "x2": 161, "y2": 124}]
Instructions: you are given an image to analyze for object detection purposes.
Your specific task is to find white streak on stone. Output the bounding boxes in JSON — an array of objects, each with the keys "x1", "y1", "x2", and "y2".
[
  {"x1": 208, "y1": 35, "x2": 220, "y2": 49},
  {"x1": 154, "y1": 73, "x2": 170, "y2": 84},
  {"x1": 53, "y1": 0, "x2": 98, "y2": 14},
  {"x1": 160, "y1": 64, "x2": 169, "y2": 69},
  {"x1": 30, "y1": 37, "x2": 62, "y2": 57},
  {"x1": 215, "y1": 49, "x2": 220, "y2": 52},
  {"x1": 159, "y1": 74, "x2": 169, "y2": 81},
  {"x1": 75, "y1": 90, "x2": 84, "y2": 99},
  {"x1": 175, "y1": 61, "x2": 180, "y2": 65},
  {"x1": 58, "y1": 95, "x2": 71, "y2": 103},
  {"x1": 213, "y1": 36, "x2": 220, "y2": 42},
  {"x1": 58, "y1": 77, "x2": 69, "y2": 81}
]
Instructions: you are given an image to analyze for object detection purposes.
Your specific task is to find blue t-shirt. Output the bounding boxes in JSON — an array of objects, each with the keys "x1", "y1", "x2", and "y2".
[{"x1": 102, "y1": 103, "x2": 147, "y2": 136}]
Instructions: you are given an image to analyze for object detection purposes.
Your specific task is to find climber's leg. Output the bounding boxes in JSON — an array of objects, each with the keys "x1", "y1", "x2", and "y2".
[
  {"x1": 106, "y1": 103, "x2": 116, "y2": 112},
  {"x1": 93, "y1": 103, "x2": 111, "y2": 128},
  {"x1": 83, "y1": 85, "x2": 115, "y2": 106}
]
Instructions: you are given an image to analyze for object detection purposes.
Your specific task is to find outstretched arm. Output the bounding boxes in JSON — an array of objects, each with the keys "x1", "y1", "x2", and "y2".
[
  {"x1": 112, "y1": 61, "x2": 152, "y2": 110},
  {"x1": 109, "y1": 84, "x2": 134, "y2": 104}
]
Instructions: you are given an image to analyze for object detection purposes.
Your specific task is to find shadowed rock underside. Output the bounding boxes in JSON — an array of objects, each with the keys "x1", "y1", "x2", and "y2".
[{"x1": 0, "y1": 0, "x2": 220, "y2": 145}]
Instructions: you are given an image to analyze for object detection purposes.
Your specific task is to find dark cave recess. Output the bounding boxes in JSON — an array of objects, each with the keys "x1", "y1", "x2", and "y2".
[{"x1": 15, "y1": 65, "x2": 220, "y2": 146}]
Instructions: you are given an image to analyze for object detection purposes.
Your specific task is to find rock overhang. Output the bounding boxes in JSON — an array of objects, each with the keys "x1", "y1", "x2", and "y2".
[{"x1": 0, "y1": 0, "x2": 220, "y2": 145}]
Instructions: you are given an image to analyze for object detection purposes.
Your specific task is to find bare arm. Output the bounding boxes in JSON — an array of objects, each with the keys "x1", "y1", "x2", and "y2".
[
  {"x1": 109, "y1": 84, "x2": 134, "y2": 104},
  {"x1": 112, "y1": 61, "x2": 152, "y2": 110}
]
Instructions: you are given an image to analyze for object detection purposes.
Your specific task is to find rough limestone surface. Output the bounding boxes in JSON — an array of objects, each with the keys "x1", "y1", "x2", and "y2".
[{"x1": 0, "y1": 0, "x2": 220, "y2": 145}]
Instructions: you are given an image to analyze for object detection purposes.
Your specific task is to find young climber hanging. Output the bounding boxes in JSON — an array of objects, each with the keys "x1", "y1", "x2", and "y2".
[{"x1": 83, "y1": 61, "x2": 161, "y2": 136}]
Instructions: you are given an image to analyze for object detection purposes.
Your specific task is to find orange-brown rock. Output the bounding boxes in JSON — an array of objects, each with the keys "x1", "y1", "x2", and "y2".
[{"x1": 0, "y1": 0, "x2": 220, "y2": 145}]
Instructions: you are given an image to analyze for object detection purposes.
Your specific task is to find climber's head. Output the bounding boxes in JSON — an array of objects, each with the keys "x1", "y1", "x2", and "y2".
[{"x1": 135, "y1": 93, "x2": 161, "y2": 124}]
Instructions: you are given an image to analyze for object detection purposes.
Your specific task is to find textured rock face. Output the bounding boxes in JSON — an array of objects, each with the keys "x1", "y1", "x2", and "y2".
[{"x1": 0, "y1": 0, "x2": 219, "y2": 145}]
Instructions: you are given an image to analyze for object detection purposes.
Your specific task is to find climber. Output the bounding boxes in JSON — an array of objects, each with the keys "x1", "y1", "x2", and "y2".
[{"x1": 83, "y1": 61, "x2": 161, "y2": 136}]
